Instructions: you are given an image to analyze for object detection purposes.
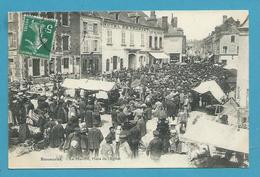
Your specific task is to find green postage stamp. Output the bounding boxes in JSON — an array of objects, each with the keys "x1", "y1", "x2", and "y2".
[{"x1": 19, "y1": 15, "x2": 57, "y2": 59}]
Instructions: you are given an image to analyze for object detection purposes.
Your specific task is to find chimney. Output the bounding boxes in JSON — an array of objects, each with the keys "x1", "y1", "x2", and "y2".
[
  {"x1": 150, "y1": 11, "x2": 156, "y2": 19},
  {"x1": 223, "y1": 15, "x2": 228, "y2": 23},
  {"x1": 171, "y1": 15, "x2": 178, "y2": 28},
  {"x1": 162, "y1": 16, "x2": 168, "y2": 32}
]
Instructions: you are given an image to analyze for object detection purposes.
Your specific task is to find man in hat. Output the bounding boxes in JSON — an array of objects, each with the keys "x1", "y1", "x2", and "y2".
[
  {"x1": 55, "y1": 99, "x2": 68, "y2": 123},
  {"x1": 127, "y1": 120, "x2": 141, "y2": 158},
  {"x1": 88, "y1": 122, "x2": 104, "y2": 159},
  {"x1": 49, "y1": 119, "x2": 65, "y2": 148},
  {"x1": 146, "y1": 130, "x2": 163, "y2": 161},
  {"x1": 111, "y1": 107, "x2": 118, "y2": 127},
  {"x1": 85, "y1": 105, "x2": 93, "y2": 128},
  {"x1": 117, "y1": 107, "x2": 127, "y2": 125},
  {"x1": 79, "y1": 98, "x2": 86, "y2": 123},
  {"x1": 80, "y1": 123, "x2": 89, "y2": 159}
]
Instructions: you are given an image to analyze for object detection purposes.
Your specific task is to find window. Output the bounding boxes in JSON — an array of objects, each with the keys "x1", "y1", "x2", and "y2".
[
  {"x1": 159, "y1": 37, "x2": 162, "y2": 48},
  {"x1": 237, "y1": 46, "x2": 239, "y2": 54},
  {"x1": 149, "y1": 36, "x2": 152, "y2": 48},
  {"x1": 106, "y1": 59, "x2": 110, "y2": 71},
  {"x1": 63, "y1": 58, "x2": 69, "y2": 69},
  {"x1": 113, "y1": 56, "x2": 117, "y2": 70},
  {"x1": 8, "y1": 32, "x2": 17, "y2": 49},
  {"x1": 8, "y1": 13, "x2": 14, "y2": 22},
  {"x1": 92, "y1": 40, "x2": 98, "y2": 51},
  {"x1": 130, "y1": 32, "x2": 134, "y2": 46},
  {"x1": 76, "y1": 57, "x2": 80, "y2": 65},
  {"x1": 93, "y1": 24, "x2": 98, "y2": 34},
  {"x1": 83, "y1": 22, "x2": 88, "y2": 34},
  {"x1": 83, "y1": 40, "x2": 88, "y2": 52},
  {"x1": 141, "y1": 33, "x2": 144, "y2": 47},
  {"x1": 62, "y1": 35, "x2": 69, "y2": 51},
  {"x1": 61, "y1": 13, "x2": 69, "y2": 26},
  {"x1": 154, "y1": 36, "x2": 158, "y2": 49},
  {"x1": 107, "y1": 30, "x2": 112, "y2": 45},
  {"x1": 121, "y1": 31, "x2": 126, "y2": 45},
  {"x1": 223, "y1": 46, "x2": 227, "y2": 54},
  {"x1": 120, "y1": 58, "x2": 123, "y2": 70},
  {"x1": 231, "y1": 35, "x2": 235, "y2": 43}
]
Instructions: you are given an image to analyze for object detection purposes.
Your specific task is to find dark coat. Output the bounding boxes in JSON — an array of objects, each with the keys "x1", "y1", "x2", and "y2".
[
  {"x1": 49, "y1": 124, "x2": 65, "y2": 148},
  {"x1": 80, "y1": 134, "x2": 89, "y2": 151},
  {"x1": 136, "y1": 118, "x2": 146, "y2": 137},
  {"x1": 88, "y1": 127, "x2": 104, "y2": 150},
  {"x1": 85, "y1": 110, "x2": 93, "y2": 128},
  {"x1": 111, "y1": 110, "x2": 118, "y2": 126},
  {"x1": 18, "y1": 123, "x2": 30, "y2": 143},
  {"x1": 128, "y1": 126, "x2": 141, "y2": 149},
  {"x1": 117, "y1": 112, "x2": 127, "y2": 125},
  {"x1": 55, "y1": 106, "x2": 68, "y2": 123},
  {"x1": 146, "y1": 137, "x2": 163, "y2": 160},
  {"x1": 92, "y1": 112, "x2": 101, "y2": 126}
]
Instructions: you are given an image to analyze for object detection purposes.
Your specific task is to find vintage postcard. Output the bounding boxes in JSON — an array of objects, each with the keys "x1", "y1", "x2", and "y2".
[{"x1": 8, "y1": 10, "x2": 249, "y2": 168}]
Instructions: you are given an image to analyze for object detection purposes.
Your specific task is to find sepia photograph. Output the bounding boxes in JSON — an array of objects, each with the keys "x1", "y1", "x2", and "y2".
[{"x1": 8, "y1": 10, "x2": 249, "y2": 168}]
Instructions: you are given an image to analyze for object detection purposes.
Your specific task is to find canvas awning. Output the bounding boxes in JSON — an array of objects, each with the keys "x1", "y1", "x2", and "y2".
[
  {"x1": 193, "y1": 80, "x2": 226, "y2": 103},
  {"x1": 62, "y1": 79, "x2": 116, "y2": 92},
  {"x1": 182, "y1": 118, "x2": 249, "y2": 153},
  {"x1": 149, "y1": 52, "x2": 170, "y2": 59}
]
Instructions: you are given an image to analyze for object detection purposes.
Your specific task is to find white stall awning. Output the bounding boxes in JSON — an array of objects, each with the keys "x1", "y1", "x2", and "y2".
[{"x1": 182, "y1": 118, "x2": 249, "y2": 153}]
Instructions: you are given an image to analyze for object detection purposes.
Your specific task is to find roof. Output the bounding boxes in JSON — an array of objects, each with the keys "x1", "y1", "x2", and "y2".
[
  {"x1": 240, "y1": 15, "x2": 249, "y2": 28},
  {"x1": 96, "y1": 11, "x2": 162, "y2": 29}
]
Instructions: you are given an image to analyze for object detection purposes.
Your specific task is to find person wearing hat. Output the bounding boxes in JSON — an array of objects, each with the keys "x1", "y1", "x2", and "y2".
[
  {"x1": 49, "y1": 119, "x2": 65, "y2": 148},
  {"x1": 79, "y1": 123, "x2": 89, "y2": 159},
  {"x1": 78, "y1": 98, "x2": 86, "y2": 123},
  {"x1": 146, "y1": 130, "x2": 163, "y2": 161},
  {"x1": 85, "y1": 105, "x2": 93, "y2": 128},
  {"x1": 55, "y1": 98, "x2": 68, "y2": 124},
  {"x1": 118, "y1": 132, "x2": 132, "y2": 160},
  {"x1": 117, "y1": 107, "x2": 127, "y2": 125},
  {"x1": 64, "y1": 127, "x2": 82, "y2": 160},
  {"x1": 111, "y1": 107, "x2": 118, "y2": 127},
  {"x1": 127, "y1": 120, "x2": 141, "y2": 158},
  {"x1": 88, "y1": 121, "x2": 104, "y2": 159}
]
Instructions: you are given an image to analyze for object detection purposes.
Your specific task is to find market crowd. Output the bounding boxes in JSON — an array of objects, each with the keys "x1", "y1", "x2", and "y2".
[{"x1": 8, "y1": 60, "x2": 233, "y2": 162}]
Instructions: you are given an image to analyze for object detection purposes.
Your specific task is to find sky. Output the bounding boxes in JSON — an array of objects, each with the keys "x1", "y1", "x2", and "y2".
[{"x1": 144, "y1": 10, "x2": 248, "y2": 40}]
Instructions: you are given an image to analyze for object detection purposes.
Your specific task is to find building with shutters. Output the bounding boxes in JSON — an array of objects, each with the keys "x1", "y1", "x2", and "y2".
[
  {"x1": 9, "y1": 11, "x2": 187, "y2": 80},
  {"x1": 202, "y1": 15, "x2": 241, "y2": 69},
  {"x1": 98, "y1": 11, "x2": 166, "y2": 73},
  {"x1": 159, "y1": 15, "x2": 186, "y2": 63},
  {"x1": 8, "y1": 12, "x2": 23, "y2": 82}
]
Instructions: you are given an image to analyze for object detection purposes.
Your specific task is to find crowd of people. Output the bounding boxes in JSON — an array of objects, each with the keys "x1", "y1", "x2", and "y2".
[{"x1": 8, "y1": 60, "x2": 236, "y2": 164}]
